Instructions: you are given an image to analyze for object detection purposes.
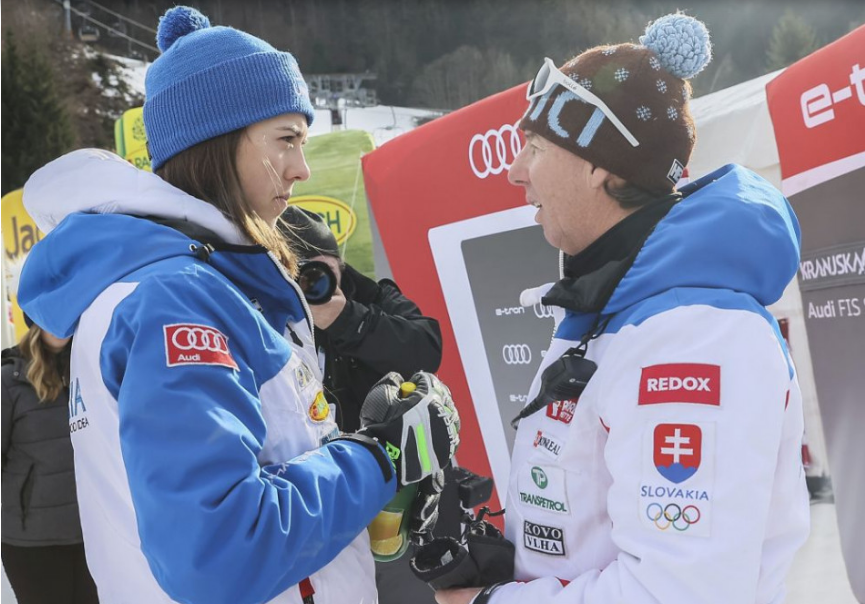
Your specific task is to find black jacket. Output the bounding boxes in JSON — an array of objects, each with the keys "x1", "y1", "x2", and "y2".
[
  {"x1": 1, "y1": 346, "x2": 83, "y2": 546},
  {"x1": 316, "y1": 265, "x2": 443, "y2": 432}
]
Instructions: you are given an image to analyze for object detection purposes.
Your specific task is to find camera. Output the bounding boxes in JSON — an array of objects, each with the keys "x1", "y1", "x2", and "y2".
[
  {"x1": 296, "y1": 260, "x2": 337, "y2": 305},
  {"x1": 451, "y1": 466, "x2": 494, "y2": 510}
]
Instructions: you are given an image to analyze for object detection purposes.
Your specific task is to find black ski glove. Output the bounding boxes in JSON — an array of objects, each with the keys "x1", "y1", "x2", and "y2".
[
  {"x1": 410, "y1": 514, "x2": 515, "y2": 590},
  {"x1": 410, "y1": 470, "x2": 446, "y2": 546},
  {"x1": 356, "y1": 371, "x2": 460, "y2": 487}
]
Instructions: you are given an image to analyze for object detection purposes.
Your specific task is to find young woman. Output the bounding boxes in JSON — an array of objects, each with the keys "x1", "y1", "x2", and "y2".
[
  {"x1": 17, "y1": 7, "x2": 459, "y2": 604},
  {"x1": 2, "y1": 323, "x2": 99, "y2": 604}
]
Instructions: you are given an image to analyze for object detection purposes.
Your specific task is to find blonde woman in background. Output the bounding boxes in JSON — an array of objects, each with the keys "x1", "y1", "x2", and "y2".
[{"x1": 2, "y1": 321, "x2": 98, "y2": 604}]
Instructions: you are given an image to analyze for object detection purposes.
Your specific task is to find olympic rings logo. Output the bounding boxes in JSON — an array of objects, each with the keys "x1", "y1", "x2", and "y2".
[
  {"x1": 502, "y1": 344, "x2": 532, "y2": 365},
  {"x1": 468, "y1": 121, "x2": 522, "y2": 179},
  {"x1": 646, "y1": 503, "x2": 701, "y2": 531},
  {"x1": 533, "y1": 302, "x2": 555, "y2": 319},
  {"x1": 170, "y1": 326, "x2": 230, "y2": 353}
]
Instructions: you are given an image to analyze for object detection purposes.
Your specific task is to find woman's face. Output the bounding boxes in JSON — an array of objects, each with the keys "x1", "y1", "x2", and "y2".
[
  {"x1": 236, "y1": 113, "x2": 311, "y2": 227},
  {"x1": 40, "y1": 329, "x2": 71, "y2": 354}
]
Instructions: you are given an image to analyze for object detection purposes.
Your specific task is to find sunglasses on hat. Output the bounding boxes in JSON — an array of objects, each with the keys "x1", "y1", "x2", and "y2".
[{"x1": 527, "y1": 57, "x2": 640, "y2": 148}]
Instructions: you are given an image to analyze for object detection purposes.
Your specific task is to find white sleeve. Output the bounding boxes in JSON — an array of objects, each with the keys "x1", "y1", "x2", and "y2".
[{"x1": 489, "y1": 305, "x2": 804, "y2": 604}]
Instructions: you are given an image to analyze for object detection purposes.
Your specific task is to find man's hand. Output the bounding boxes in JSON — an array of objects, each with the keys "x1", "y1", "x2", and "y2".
[
  {"x1": 309, "y1": 286, "x2": 347, "y2": 329},
  {"x1": 435, "y1": 588, "x2": 483, "y2": 604},
  {"x1": 358, "y1": 372, "x2": 460, "y2": 486}
]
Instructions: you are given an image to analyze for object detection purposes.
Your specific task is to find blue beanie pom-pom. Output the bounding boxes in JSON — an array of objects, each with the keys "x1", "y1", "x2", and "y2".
[
  {"x1": 157, "y1": 6, "x2": 211, "y2": 53},
  {"x1": 639, "y1": 13, "x2": 712, "y2": 80}
]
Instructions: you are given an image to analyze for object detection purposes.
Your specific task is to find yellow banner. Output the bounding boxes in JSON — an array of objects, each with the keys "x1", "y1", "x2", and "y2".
[
  {"x1": 115, "y1": 106, "x2": 151, "y2": 172},
  {"x1": 289, "y1": 196, "x2": 358, "y2": 246},
  {"x1": 2, "y1": 188, "x2": 44, "y2": 340}
]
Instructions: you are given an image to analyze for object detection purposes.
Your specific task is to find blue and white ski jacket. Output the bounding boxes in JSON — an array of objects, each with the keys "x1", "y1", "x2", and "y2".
[
  {"x1": 496, "y1": 165, "x2": 811, "y2": 604},
  {"x1": 18, "y1": 149, "x2": 396, "y2": 604}
]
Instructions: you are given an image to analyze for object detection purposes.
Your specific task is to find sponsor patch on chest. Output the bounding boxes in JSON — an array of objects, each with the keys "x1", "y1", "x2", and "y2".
[
  {"x1": 638, "y1": 363, "x2": 720, "y2": 406},
  {"x1": 164, "y1": 324, "x2": 238, "y2": 370},
  {"x1": 308, "y1": 391, "x2": 331, "y2": 422},
  {"x1": 294, "y1": 362, "x2": 314, "y2": 389},
  {"x1": 546, "y1": 399, "x2": 577, "y2": 424},
  {"x1": 533, "y1": 430, "x2": 563, "y2": 458},
  {"x1": 518, "y1": 464, "x2": 569, "y2": 514},
  {"x1": 523, "y1": 520, "x2": 566, "y2": 556}
]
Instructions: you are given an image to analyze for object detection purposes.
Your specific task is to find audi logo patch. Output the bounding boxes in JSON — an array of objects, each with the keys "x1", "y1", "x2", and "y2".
[
  {"x1": 164, "y1": 324, "x2": 238, "y2": 370},
  {"x1": 468, "y1": 122, "x2": 522, "y2": 179},
  {"x1": 502, "y1": 344, "x2": 532, "y2": 365}
]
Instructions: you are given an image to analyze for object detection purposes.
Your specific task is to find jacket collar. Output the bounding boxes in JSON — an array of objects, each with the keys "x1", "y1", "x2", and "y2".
[{"x1": 543, "y1": 193, "x2": 680, "y2": 314}]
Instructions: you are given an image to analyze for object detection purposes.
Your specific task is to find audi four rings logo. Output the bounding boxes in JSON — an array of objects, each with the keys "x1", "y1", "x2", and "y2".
[
  {"x1": 469, "y1": 121, "x2": 522, "y2": 179},
  {"x1": 164, "y1": 323, "x2": 238, "y2": 370},
  {"x1": 646, "y1": 503, "x2": 701, "y2": 532},
  {"x1": 502, "y1": 344, "x2": 532, "y2": 365},
  {"x1": 171, "y1": 326, "x2": 230, "y2": 353},
  {"x1": 533, "y1": 302, "x2": 555, "y2": 319}
]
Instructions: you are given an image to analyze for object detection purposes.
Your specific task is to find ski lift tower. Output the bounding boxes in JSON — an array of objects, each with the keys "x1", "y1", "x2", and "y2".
[{"x1": 306, "y1": 73, "x2": 378, "y2": 131}]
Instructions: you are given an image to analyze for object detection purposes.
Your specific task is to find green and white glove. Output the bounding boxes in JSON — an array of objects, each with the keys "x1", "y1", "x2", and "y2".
[{"x1": 358, "y1": 371, "x2": 460, "y2": 487}]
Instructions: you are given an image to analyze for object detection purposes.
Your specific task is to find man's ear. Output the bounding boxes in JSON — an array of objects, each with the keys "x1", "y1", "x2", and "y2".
[
  {"x1": 590, "y1": 166, "x2": 629, "y2": 194},
  {"x1": 588, "y1": 164, "x2": 612, "y2": 191}
]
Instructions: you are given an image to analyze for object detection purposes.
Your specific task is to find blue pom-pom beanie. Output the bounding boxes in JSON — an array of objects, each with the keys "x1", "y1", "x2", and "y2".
[
  {"x1": 520, "y1": 13, "x2": 712, "y2": 192},
  {"x1": 144, "y1": 6, "x2": 315, "y2": 170}
]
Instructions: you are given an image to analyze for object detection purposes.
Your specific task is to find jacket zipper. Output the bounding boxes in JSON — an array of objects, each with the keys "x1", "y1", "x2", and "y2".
[{"x1": 266, "y1": 251, "x2": 316, "y2": 351}]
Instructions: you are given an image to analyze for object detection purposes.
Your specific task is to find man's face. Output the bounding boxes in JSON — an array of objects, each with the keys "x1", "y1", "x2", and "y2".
[{"x1": 508, "y1": 131, "x2": 621, "y2": 256}]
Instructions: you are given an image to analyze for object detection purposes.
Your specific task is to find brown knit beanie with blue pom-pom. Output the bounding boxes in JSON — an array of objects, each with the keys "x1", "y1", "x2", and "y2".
[{"x1": 520, "y1": 14, "x2": 712, "y2": 192}]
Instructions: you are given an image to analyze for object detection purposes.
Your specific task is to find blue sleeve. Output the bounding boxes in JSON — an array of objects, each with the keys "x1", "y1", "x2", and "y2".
[{"x1": 102, "y1": 269, "x2": 396, "y2": 604}]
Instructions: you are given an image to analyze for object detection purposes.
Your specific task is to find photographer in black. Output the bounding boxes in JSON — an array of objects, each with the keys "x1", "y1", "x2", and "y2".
[{"x1": 280, "y1": 206, "x2": 443, "y2": 432}]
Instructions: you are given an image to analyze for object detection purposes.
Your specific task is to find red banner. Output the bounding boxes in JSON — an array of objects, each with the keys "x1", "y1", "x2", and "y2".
[
  {"x1": 766, "y1": 26, "x2": 865, "y2": 182},
  {"x1": 362, "y1": 85, "x2": 528, "y2": 509},
  {"x1": 766, "y1": 24, "x2": 865, "y2": 600}
]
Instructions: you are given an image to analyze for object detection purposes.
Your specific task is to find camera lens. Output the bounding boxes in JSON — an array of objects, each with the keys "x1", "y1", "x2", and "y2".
[{"x1": 297, "y1": 261, "x2": 337, "y2": 305}]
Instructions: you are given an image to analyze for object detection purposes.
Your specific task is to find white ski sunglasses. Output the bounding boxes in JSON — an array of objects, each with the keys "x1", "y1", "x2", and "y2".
[{"x1": 526, "y1": 57, "x2": 640, "y2": 148}]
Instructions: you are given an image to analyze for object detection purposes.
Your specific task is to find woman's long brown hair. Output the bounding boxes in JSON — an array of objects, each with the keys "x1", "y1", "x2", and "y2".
[
  {"x1": 157, "y1": 129, "x2": 298, "y2": 276},
  {"x1": 18, "y1": 325, "x2": 71, "y2": 403}
]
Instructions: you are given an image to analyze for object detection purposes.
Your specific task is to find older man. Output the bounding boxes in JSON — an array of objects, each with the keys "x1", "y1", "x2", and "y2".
[{"x1": 437, "y1": 13, "x2": 809, "y2": 604}]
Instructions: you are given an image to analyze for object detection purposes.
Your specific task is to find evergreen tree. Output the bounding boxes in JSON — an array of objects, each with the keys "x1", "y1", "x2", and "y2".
[
  {"x1": 2, "y1": 32, "x2": 75, "y2": 195},
  {"x1": 766, "y1": 11, "x2": 820, "y2": 72}
]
